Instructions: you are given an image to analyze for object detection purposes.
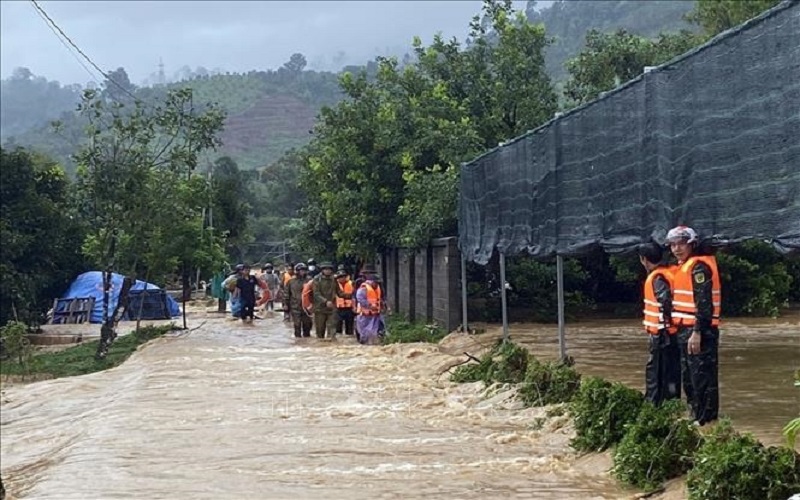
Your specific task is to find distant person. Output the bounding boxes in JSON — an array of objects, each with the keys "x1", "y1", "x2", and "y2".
[
  {"x1": 355, "y1": 272, "x2": 383, "y2": 345},
  {"x1": 285, "y1": 263, "x2": 312, "y2": 337},
  {"x1": 236, "y1": 264, "x2": 259, "y2": 324},
  {"x1": 334, "y1": 269, "x2": 355, "y2": 336},
  {"x1": 225, "y1": 264, "x2": 244, "y2": 319},
  {"x1": 310, "y1": 262, "x2": 341, "y2": 339},
  {"x1": 282, "y1": 264, "x2": 295, "y2": 322},
  {"x1": 307, "y1": 258, "x2": 319, "y2": 279},
  {"x1": 261, "y1": 263, "x2": 280, "y2": 312},
  {"x1": 637, "y1": 242, "x2": 680, "y2": 405},
  {"x1": 667, "y1": 226, "x2": 722, "y2": 426}
]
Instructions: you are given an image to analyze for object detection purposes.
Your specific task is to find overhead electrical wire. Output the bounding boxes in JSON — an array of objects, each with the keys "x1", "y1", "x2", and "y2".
[
  {"x1": 29, "y1": 0, "x2": 141, "y2": 103},
  {"x1": 29, "y1": 2, "x2": 100, "y2": 86}
]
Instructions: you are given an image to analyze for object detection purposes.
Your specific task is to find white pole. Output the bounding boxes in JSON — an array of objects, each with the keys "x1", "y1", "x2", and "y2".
[
  {"x1": 461, "y1": 254, "x2": 469, "y2": 333},
  {"x1": 499, "y1": 252, "x2": 509, "y2": 342},
  {"x1": 556, "y1": 255, "x2": 566, "y2": 361}
]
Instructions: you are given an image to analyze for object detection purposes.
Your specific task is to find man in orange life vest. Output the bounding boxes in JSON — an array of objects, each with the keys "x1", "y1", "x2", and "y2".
[
  {"x1": 666, "y1": 225, "x2": 721, "y2": 425},
  {"x1": 334, "y1": 269, "x2": 356, "y2": 336},
  {"x1": 637, "y1": 242, "x2": 680, "y2": 405}
]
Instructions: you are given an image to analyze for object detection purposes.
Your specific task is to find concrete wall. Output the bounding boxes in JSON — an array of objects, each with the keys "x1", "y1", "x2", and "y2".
[{"x1": 380, "y1": 237, "x2": 461, "y2": 332}]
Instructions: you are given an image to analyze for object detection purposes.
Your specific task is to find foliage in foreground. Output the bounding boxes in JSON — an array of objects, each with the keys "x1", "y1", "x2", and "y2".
[
  {"x1": 686, "y1": 420, "x2": 800, "y2": 500},
  {"x1": 0, "y1": 147, "x2": 88, "y2": 326},
  {"x1": 612, "y1": 400, "x2": 701, "y2": 491},
  {"x1": 381, "y1": 316, "x2": 446, "y2": 344},
  {"x1": 450, "y1": 340, "x2": 529, "y2": 384},
  {"x1": 518, "y1": 358, "x2": 582, "y2": 406},
  {"x1": 450, "y1": 340, "x2": 581, "y2": 406},
  {"x1": 0, "y1": 321, "x2": 34, "y2": 367},
  {"x1": 0, "y1": 324, "x2": 176, "y2": 379},
  {"x1": 570, "y1": 376, "x2": 644, "y2": 452}
]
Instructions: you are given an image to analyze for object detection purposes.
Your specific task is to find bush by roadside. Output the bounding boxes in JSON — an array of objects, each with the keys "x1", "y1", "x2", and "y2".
[
  {"x1": 0, "y1": 324, "x2": 177, "y2": 380},
  {"x1": 612, "y1": 400, "x2": 701, "y2": 491},
  {"x1": 687, "y1": 420, "x2": 800, "y2": 500},
  {"x1": 381, "y1": 315, "x2": 447, "y2": 344}
]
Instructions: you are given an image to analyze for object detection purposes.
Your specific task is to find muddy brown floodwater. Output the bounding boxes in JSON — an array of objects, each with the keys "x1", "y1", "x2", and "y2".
[
  {"x1": 1, "y1": 312, "x2": 797, "y2": 499},
  {"x1": 497, "y1": 315, "x2": 800, "y2": 446}
]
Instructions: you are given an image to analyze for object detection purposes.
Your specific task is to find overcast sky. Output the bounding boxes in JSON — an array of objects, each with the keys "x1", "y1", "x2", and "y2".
[{"x1": 2, "y1": 0, "x2": 537, "y2": 86}]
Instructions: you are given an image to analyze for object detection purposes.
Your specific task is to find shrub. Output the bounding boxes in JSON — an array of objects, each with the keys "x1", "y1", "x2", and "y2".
[
  {"x1": 485, "y1": 341, "x2": 530, "y2": 384},
  {"x1": 612, "y1": 400, "x2": 701, "y2": 491},
  {"x1": 0, "y1": 321, "x2": 34, "y2": 368},
  {"x1": 451, "y1": 352, "x2": 495, "y2": 383},
  {"x1": 570, "y1": 376, "x2": 644, "y2": 452},
  {"x1": 450, "y1": 340, "x2": 530, "y2": 384},
  {"x1": 687, "y1": 420, "x2": 800, "y2": 500},
  {"x1": 519, "y1": 358, "x2": 582, "y2": 406},
  {"x1": 716, "y1": 241, "x2": 793, "y2": 317},
  {"x1": 382, "y1": 316, "x2": 446, "y2": 344}
]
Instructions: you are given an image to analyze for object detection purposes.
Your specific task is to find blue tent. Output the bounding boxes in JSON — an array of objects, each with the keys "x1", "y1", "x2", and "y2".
[{"x1": 61, "y1": 271, "x2": 181, "y2": 323}]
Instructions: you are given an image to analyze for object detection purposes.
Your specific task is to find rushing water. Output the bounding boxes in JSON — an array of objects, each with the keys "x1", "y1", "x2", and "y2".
[{"x1": 1, "y1": 312, "x2": 797, "y2": 499}]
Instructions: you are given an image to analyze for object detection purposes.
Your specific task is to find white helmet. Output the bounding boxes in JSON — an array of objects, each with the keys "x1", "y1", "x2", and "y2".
[{"x1": 666, "y1": 225, "x2": 699, "y2": 244}]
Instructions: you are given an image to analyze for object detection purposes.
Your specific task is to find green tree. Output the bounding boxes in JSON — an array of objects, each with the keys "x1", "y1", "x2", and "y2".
[
  {"x1": 301, "y1": 0, "x2": 557, "y2": 258},
  {"x1": 283, "y1": 53, "x2": 308, "y2": 74},
  {"x1": 0, "y1": 147, "x2": 87, "y2": 326},
  {"x1": 209, "y1": 156, "x2": 252, "y2": 261},
  {"x1": 73, "y1": 87, "x2": 226, "y2": 351},
  {"x1": 686, "y1": 0, "x2": 781, "y2": 37},
  {"x1": 564, "y1": 29, "x2": 700, "y2": 106},
  {"x1": 101, "y1": 67, "x2": 137, "y2": 104}
]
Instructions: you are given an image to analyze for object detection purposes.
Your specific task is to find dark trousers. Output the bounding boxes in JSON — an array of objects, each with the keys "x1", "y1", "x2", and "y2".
[
  {"x1": 314, "y1": 310, "x2": 336, "y2": 339},
  {"x1": 645, "y1": 331, "x2": 681, "y2": 405},
  {"x1": 291, "y1": 312, "x2": 312, "y2": 337},
  {"x1": 335, "y1": 309, "x2": 355, "y2": 335},
  {"x1": 678, "y1": 327, "x2": 719, "y2": 424},
  {"x1": 241, "y1": 302, "x2": 255, "y2": 320}
]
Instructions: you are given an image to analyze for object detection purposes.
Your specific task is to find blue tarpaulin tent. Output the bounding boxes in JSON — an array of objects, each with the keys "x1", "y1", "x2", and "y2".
[{"x1": 61, "y1": 271, "x2": 181, "y2": 323}]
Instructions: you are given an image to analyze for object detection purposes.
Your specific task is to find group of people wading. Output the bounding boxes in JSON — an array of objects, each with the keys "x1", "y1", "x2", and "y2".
[
  {"x1": 224, "y1": 260, "x2": 386, "y2": 345},
  {"x1": 638, "y1": 225, "x2": 721, "y2": 426}
]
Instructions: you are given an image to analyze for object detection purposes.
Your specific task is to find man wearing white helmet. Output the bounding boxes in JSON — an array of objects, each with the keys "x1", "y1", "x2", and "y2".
[{"x1": 666, "y1": 225, "x2": 722, "y2": 425}]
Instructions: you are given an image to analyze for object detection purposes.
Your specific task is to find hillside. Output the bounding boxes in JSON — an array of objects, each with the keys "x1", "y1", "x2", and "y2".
[
  {"x1": 1, "y1": 2, "x2": 699, "y2": 171},
  {"x1": 527, "y1": 0, "x2": 696, "y2": 80},
  {"x1": 1, "y1": 65, "x2": 342, "y2": 172},
  {"x1": 219, "y1": 93, "x2": 318, "y2": 169}
]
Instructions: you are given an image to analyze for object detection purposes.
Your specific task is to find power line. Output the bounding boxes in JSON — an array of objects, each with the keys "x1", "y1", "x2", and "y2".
[
  {"x1": 29, "y1": 2, "x2": 100, "y2": 86},
  {"x1": 29, "y1": 0, "x2": 140, "y2": 102}
]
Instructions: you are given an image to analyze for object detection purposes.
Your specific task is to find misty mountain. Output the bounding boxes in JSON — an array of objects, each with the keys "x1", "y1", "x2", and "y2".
[{"x1": 1, "y1": 1, "x2": 697, "y2": 172}]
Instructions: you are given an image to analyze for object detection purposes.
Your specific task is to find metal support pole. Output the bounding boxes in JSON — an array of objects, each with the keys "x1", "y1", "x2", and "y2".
[
  {"x1": 499, "y1": 252, "x2": 509, "y2": 342},
  {"x1": 556, "y1": 255, "x2": 566, "y2": 361},
  {"x1": 460, "y1": 254, "x2": 469, "y2": 333}
]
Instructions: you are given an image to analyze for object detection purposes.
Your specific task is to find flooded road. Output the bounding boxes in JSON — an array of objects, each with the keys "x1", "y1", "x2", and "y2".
[
  {"x1": 2, "y1": 314, "x2": 629, "y2": 500},
  {"x1": 1, "y1": 312, "x2": 796, "y2": 499}
]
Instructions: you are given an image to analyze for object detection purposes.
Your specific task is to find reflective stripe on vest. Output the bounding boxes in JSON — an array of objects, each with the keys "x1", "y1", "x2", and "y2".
[
  {"x1": 336, "y1": 280, "x2": 354, "y2": 308},
  {"x1": 671, "y1": 255, "x2": 722, "y2": 327},
  {"x1": 357, "y1": 283, "x2": 382, "y2": 316},
  {"x1": 643, "y1": 267, "x2": 677, "y2": 335}
]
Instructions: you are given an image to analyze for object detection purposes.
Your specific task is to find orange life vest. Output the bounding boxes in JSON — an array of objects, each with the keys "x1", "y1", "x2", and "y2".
[
  {"x1": 283, "y1": 272, "x2": 293, "y2": 286},
  {"x1": 671, "y1": 255, "x2": 721, "y2": 327},
  {"x1": 302, "y1": 280, "x2": 314, "y2": 311},
  {"x1": 643, "y1": 266, "x2": 677, "y2": 335},
  {"x1": 357, "y1": 283, "x2": 382, "y2": 316},
  {"x1": 336, "y1": 280, "x2": 354, "y2": 308}
]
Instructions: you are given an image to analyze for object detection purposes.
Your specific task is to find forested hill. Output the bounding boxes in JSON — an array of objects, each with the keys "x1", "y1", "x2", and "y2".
[
  {"x1": 526, "y1": 0, "x2": 696, "y2": 81},
  {"x1": 1, "y1": 58, "x2": 345, "y2": 172},
  {"x1": 1, "y1": 1, "x2": 697, "y2": 172}
]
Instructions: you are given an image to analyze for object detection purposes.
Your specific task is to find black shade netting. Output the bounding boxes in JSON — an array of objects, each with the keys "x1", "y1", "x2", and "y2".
[{"x1": 459, "y1": 1, "x2": 800, "y2": 264}]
